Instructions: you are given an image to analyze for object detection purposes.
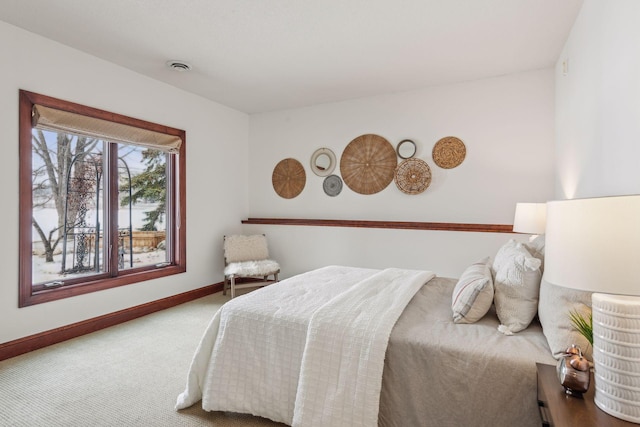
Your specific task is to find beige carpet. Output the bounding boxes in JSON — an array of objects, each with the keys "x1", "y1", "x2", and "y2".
[{"x1": 0, "y1": 291, "x2": 287, "y2": 427}]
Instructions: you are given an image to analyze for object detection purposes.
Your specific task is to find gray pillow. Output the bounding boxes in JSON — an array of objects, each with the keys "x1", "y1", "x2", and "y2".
[{"x1": 538, "y1": 276, "x2": 593, "y2": 360}]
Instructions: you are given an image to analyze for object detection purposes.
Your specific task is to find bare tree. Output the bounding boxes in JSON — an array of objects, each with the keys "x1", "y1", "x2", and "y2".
[{"x1": 31, "y1": 130, "x2": 99, "y2": 262}]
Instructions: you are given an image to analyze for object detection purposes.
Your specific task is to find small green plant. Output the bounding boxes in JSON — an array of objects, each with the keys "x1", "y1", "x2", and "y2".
[{"x1": 569, "y1": 310, "x2": 593, "y2": 346}]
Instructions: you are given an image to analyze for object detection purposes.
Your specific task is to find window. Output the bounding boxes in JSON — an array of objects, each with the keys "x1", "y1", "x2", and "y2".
[{"x1": 19, "y1": 90, "x2": 186, "y2": 307}]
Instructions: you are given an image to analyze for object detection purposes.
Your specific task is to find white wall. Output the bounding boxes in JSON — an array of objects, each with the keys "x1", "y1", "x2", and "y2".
[
  {"x1": 555, "y1": 0, "x2": 640, "y2": 199},
  {"x1": 0, "y1": 22, "x2": 249, "y2": 344},
  {"x1": 246, "y1": 70, "x2": 555, "y2": 277},
  {"x1": 243, "y1": 224, "x2": 526, "y2": 280},
  {"x1": 1, "y1": 18, "x2": 561, "y2": 344}
]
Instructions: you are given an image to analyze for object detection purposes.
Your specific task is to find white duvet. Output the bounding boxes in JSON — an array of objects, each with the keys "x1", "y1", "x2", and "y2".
[{"x1": 176, "y1": 265, "x2": 434, "y2": 427}]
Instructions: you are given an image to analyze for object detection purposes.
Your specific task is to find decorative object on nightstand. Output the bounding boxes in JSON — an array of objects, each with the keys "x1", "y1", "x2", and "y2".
[
  {"x1": 537, "y1": 363, "x2": 635, "y2": 426},
  {"x1": 557, "y1": 344, "x2": 591, "y2": 395},
  {"x1": 545, "y1": 195, "x2": 640, "y2": 424},
  {"x1": 569, "y1": 309, "x2": 593, "y2": 347}
]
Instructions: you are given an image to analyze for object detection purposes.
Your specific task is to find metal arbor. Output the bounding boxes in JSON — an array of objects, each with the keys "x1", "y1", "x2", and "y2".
[{"x1": 61, "y1": 153, "x2": 133, "y2": 274}]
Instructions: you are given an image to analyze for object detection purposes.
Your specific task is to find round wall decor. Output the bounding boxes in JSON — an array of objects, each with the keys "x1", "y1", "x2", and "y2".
[
  {"x1": 432, "y1": 136, "x2": 466, "y2": 169},
  {"x1": 310, "y1": 147, "x2": 337, "y2": 177},
  {"x1": 323, "y1": 174, "x2": 343, "y2": 197},
  {"x1": 340, "y1": 134, "x2": 397, "y2": 195},
  {"x1": 394, "y1": 158, "x2": 432, "y2": 195},
  {"x1": 396, "y1": 139, "x2": 417, "y2": 159},
  {"x1": 272, "y1": 158, "x2": 306, "y2": 199}
]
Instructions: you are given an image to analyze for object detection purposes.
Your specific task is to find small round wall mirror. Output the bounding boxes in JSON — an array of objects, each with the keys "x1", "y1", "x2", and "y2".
[
  {"x1": 310, "y1": 147, "x2": 337, "y2": 177},
  {"x1": 397, "y1": 139, "x2": 417, "y2": 159}
]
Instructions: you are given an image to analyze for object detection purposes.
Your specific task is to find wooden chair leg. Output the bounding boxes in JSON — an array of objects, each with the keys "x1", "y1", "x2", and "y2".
[
  {"x1": 223, "y1": 276, "x2": 228, "y2": 295},
  {"x1": 230, "y1": 276, "x2": 236, "y2": 299}
]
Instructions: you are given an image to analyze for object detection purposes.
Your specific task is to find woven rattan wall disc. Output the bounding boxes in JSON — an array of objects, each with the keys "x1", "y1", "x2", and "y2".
[
  {"x1": 432, "y1": 136, "x2": 466, "y2": 169},
  {"x1": 394, "y1": 158, "x2": 432, "y2": 195},
  {"x1": 272, "y1": 158, "x2": 306, "y2": 199},
  {"x1": 340, "y1": 134, "x2": 397, "y2": 195}
]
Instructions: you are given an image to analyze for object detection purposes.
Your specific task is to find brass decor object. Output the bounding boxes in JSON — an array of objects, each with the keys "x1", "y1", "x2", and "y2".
[
  {"x1": 340, "y1": 134, "x2": 397, "y2": 195},
  {"x1": 272, "y1": 158, "x2": 306, "y2": 199},
  {"x1": 432, "y1": 136, "x2": 466, "y2": 169},
  {"x1": 394, "y1": 158, "x2": 432, "y2": 195},
  {"x1": 556, "y1": 345, "x2": 590, "y2": 395}
]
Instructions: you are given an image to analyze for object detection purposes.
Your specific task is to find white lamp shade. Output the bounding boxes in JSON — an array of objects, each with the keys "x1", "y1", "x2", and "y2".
[
  {"x1": 544, "y1": 195, "x2": 640, "y2": 296},
  {"x1": 546, "y1": 195, "x2": 640, "y2": 423},
  {"x1": 513, "y1": 202, "x2": 546, "y2": 234}
]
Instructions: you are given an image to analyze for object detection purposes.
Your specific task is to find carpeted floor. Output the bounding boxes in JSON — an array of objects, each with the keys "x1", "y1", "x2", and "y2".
[{"x1": 0, "y1": 291, "x2": 287, "y2": 426}]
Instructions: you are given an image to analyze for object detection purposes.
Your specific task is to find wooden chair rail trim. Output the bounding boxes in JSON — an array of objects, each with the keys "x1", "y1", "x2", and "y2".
[{"x1": 242, "y1": 218, "x2": 514, "y2": 233}]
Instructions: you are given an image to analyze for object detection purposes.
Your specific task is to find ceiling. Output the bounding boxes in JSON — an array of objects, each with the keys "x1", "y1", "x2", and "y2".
[{"x1": 0, "y1": 0, "x2": 583, "y2": 114}]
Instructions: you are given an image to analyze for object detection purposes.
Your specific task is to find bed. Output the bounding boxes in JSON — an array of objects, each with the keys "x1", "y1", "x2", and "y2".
[
  {"x1": 176, "y1": 260, "x2": 556, "y2": 427},
  {"x1": 379, "y1": 272, "x2": 555, "y2": 427}
]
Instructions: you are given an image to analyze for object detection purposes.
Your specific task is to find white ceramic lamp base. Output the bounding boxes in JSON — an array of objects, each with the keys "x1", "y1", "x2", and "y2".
[{"x1": 592, "y1": 293, "x2": 640, "y2": 424}]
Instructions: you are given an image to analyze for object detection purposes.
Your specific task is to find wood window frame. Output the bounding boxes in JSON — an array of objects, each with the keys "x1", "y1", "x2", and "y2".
[{"x1": 18, "y1": 90, "x2": 187, "y2": 307}]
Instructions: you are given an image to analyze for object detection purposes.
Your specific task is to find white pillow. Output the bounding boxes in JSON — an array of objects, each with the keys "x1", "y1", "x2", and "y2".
[
  {"x1": 524, "y1": 234, "x2": 545, "y2": 273},
  {"x1": 492, "y1": 240, "x2": 542, "y2": 335},
  {"x1": 538, "y1": 276, "x2": 593, "y2": 360},
  {"x1": 452, "y1": 257, "x2": 494, "y2": 324}
]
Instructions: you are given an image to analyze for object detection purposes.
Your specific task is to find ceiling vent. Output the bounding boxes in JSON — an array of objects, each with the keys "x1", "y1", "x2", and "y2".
[{"x1": 166, "y1": 60, "x2": 192, "y2": 72}]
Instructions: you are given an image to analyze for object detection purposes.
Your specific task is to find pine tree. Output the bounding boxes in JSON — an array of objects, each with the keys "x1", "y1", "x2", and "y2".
[{"x1": 121, "y1": 149, "x2": 166, "y2": 231}]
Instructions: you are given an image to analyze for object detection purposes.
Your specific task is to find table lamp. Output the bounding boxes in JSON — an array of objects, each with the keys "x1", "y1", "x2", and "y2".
[
  {"x1": 513, "y1": 202, "x2": 546, "y2": 237},
  {"x1": 544, "y1": 195, "x2": 640, "y2": 423}
]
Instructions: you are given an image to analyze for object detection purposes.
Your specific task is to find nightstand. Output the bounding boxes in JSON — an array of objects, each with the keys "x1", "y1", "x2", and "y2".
[{"x1": 536, "y1": 363, "x2": 635, "y2": 426}]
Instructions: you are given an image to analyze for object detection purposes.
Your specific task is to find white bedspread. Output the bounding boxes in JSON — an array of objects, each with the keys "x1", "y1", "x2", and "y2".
[{"x1": 175, "y1": 266, "x2": 434, "y2": 426}]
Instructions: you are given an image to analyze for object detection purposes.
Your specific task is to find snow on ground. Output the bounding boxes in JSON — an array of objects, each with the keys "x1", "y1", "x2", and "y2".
[
  {"x1": 33, "y1": 249, "x2": 166, "y2": 284},
  {"x1": 31, "y1": 205, "x2": 166, "y2": 283}
]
